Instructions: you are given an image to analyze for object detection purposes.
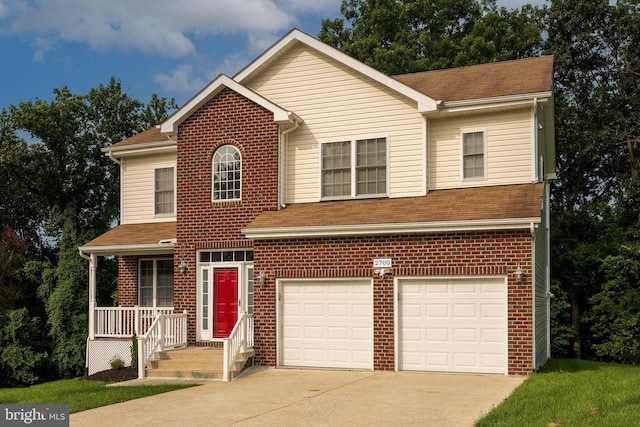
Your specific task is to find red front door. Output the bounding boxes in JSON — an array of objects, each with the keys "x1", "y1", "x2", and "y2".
[{"x1": 214, "y1": 268, "x2": 238, "y2": 338}]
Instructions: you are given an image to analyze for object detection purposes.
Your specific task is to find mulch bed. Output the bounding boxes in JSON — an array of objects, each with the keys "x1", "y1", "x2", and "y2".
[{"x1": 81, "y1": 367, "x2": 138, "y2": 383}]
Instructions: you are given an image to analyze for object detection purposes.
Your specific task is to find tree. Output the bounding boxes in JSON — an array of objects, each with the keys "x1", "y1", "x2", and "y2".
[
  {"x1": 545, "y1": 0, "x2": 640, "y2": 359},
  {"x1": 319, "y1": 0, "x2": 545, "y2": 75},
  {"x1": 2, "y1": 78, "x2": 177, "y2": 379}
]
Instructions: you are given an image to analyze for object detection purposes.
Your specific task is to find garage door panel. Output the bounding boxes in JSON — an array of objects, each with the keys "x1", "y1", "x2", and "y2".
[
  {"x1": 281, "y1": 281, "x2": 373, "y2": 370},
  {"x1": 400, "y1": 278, "x2": 507, "y2": 374}
]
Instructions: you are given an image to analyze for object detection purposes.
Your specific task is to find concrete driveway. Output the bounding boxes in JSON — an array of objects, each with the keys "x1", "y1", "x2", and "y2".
[{"x1": 70, "y1": 368, "x2": 524, "y2": 427}]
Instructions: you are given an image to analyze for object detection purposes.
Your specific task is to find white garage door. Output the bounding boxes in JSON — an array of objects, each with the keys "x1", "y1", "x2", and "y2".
[
  {"x1": 399, "y1": 278, "x2": 507, "y2": 374},
  {"x1": 280, "y1": 280, "x2": 373, "y2": 369}
]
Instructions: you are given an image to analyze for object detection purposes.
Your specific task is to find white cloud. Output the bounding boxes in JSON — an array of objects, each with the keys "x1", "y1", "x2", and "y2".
[
  {"x1": 153, "y1": 64, "x2": 206, "y2": 94},
  {"x1": 0, "y1": 0, "x2": 296, "y2": 57},
  {"x1": 32, "y1": 37, "x2": 56, "y2": 62}
]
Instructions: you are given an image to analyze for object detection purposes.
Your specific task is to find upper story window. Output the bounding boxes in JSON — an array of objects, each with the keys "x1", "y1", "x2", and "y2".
[
  {"x1": 212, "y1": 145, "x2": 241, "y2": 201},
  {"x1": 154, "y1": 167, "x2": 175, "y2": 215},
  {"x1": 462, "y1": 131, "x2": 486, "y2": 180},
  {"x1": 321, "y1": 137, "x2": 387, "y2": 199}
]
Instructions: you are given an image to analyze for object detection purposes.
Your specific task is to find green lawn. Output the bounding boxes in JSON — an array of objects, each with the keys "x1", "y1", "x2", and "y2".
[
  {"x1": 0, "y1": 379, "x2": 198, "y2": 413},
  {"x1": 475, "y1": 359, "x2": 640, "y2": 426}
]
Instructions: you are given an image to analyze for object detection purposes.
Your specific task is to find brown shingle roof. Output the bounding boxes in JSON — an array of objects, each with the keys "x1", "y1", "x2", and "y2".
[
  {"x1": 393, "y1": 56, "x2": 553, "y2": 102},
  {"x1": 110, "y1": 127, "x2": 171, "y2": 148},
  {"x1": 245, "y1": 183, "x2": 543, "y2": 231},
  {"x1": 81, "y1": 222, "x2": 176, "y2": 249}
]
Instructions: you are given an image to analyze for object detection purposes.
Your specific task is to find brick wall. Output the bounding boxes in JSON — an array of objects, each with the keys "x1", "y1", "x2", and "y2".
[
  {"x1": 117, "y1": 256, "x2": 139, "y2": 307},
  {"x1": 173, "y1": 87, "x2": 279, "y2": 343},
  {"x1": 252, "y1": 230, "x2": 534, "y2": 375}
]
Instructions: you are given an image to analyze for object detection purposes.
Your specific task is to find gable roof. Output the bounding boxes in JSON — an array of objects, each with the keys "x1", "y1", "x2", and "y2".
[
  {"x1": 243, "y1": 183, "x2": 544, "y2": 239},
  {"x1": 233, "y1": 29, "x2": 440, "y2": 113},
  {"x1": 160, "y1": 74, "x2": 300, "y2": 134},
  {"x1": 393, "y1": 56, "x2": 554, "y2": 103}
]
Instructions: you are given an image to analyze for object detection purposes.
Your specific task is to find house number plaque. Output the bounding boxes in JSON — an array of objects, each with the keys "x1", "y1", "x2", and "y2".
[{"x1": 373, "y1": 258, "x2": 392, "y2": 268}]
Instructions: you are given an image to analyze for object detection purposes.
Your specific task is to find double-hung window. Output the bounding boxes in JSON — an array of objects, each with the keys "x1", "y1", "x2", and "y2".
[
  {"x1": 139, "y1": 259, "x2": 174, "y2": 307},
  {"x1": 154, "y1": 167, "x2": 175, "y2": 215},
  {"x1": 462, "y1": 131, "x2": 486, "y2": 179},
  {"x1": 321, "y1": 137, "x2": 387, "y2": 199}
]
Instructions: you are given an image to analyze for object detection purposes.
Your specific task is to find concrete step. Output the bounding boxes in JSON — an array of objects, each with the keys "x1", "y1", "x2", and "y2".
[
  {"x1": 146, "y1": 347, "x2": 253, "y2": 381},
  {"x1": 145, "y1": 368, "x2": 223, "y2": 380}
]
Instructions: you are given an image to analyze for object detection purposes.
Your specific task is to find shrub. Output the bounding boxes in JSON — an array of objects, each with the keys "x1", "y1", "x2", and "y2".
[{"x1": 110, "y1": 357, "x2": 125, "y2": 370}]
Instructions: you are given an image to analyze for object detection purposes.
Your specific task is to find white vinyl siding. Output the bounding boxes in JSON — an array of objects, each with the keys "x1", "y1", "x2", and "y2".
[
  {"x1": 245, "y1": 44, "x2": 425, "y2": 202},
  {"x1": 429, "y1": 109, "x2": 532, "y2": 189},
  {"x1": 534, "y1": 185, "x2": 551, "y2": 368},
  {"x1": 121, "y1": 152, "x2": 177, "y2": 224}
]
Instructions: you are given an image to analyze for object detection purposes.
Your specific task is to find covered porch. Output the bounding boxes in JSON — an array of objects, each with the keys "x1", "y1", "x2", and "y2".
[{"x1": 79, "y1": 222, "x2": 254, "y2": 380}]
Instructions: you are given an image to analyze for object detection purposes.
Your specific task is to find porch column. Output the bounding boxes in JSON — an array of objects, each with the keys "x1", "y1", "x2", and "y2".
[{"x1": 87, "y1": 253, "x2": 97, "y2": 340}]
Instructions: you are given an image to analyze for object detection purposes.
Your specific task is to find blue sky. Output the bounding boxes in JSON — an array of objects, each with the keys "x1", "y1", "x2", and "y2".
[{"x1": 0, "y1": 0, "x2": 547, "y2": 115}]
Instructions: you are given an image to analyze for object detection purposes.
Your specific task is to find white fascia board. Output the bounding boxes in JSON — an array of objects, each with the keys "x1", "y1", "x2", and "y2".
[
  {"x1": 160, "y1": 75, "x2": 298, "y2": 134},
  {"x1": 243, "y1": 217, "x2": 541, "y2": 240},
  {"x1": 78, "y1": 243, "x2": 175, "y2": 256},
  {"x1": 433, "y1": 92, "x2": 552, "y2": 116},
  {"x1": 233, "y1": 29, "x2": 439, "y2": 113},
  {"x1": 102, "y1": 143, "x2": 177, "y2": 158}
]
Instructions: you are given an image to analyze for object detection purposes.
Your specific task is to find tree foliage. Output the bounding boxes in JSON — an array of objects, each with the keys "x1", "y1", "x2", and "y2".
[
  {"x1": 0, "y1": 78, "x2": 176, "y2": 382},
  {"x1": 545, "y1": 0, "x2": 640, "y2": 360},
  {"x1": 320, "y1": 0, "x2": 544, "y2": 75}
]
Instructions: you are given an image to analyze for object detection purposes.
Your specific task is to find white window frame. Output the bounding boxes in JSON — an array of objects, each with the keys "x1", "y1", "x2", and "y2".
[
  {"x1": 139, "y1": 258, "x2": 174, "y2": 308},
  {"x1": 461, "y1": 130, "x2": 487, "y2": 181},
  {"x1": 154, "y1": 167, "x2": 176, "y2": 216},
  {"x1": 212, "y1": 145, "x2": 242, "y2": 202},
  {"x1": 320, "y1": 136, "x2": 389, "y2": 200}
]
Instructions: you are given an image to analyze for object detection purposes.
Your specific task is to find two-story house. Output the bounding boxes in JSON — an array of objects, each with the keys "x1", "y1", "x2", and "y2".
[{"x1": 80, "y1": 29, "x2": 555, "y2": 379}]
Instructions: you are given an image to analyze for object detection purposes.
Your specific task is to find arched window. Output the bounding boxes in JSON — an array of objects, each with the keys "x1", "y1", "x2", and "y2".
[{"x1": 212, "y1": 145, "x2": 241, "y2": 201}]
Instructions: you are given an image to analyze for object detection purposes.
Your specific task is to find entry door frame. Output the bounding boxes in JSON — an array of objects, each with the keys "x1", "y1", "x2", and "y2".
[{"x1": 197, "y1": 262, "x2": 245, "y2": 342}]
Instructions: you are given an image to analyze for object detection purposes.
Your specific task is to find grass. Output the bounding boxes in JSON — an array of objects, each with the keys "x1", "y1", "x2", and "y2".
[
  {"x1": 475, "y1": 359, "x2": 640, "y2": 427},
  {"x1": 0, "y1": 379, "x2": 198, "y2": 413}
]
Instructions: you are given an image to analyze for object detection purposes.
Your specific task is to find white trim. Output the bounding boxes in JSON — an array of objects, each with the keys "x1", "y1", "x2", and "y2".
[
  {"x1": 78, "y1": 243, "x2": 175, "y2": 256},
  {"x1": 460, "y1": 129, "x2": 488, "y2": 182},
  {"x1": 138, "y1": 258, "x2": 174, "y2": 308},
  {"x1": 319, "y1": 136, "x2": 390, "y2": 200},
  {"x1": 102, "y1": 141, "x2": 176, "y2": 157},
  {"x1": 234, "y1": 29, "x2": 439, "y2": 113},
  {"x1": 161, "y1": 75, "x2": 300, "y2": 134},
  {"x1": 433, "y1": 92, "x2": 553, "y2": 116},
  {"x1": 243, "y1": 217, "x2": 541, "y2": 240},
  {"x1": 211, "y1": 145, "x2": 242, "y2": 202},
  {"x1": 154, "y1": 166, "x2": 176, "y2": 217}
]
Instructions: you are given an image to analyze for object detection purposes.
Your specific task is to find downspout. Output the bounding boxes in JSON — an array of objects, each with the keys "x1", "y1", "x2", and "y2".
[
  {"x1": 107, "y1": 150, "x2": 121, "y2": 165},
  {"x1": 532, "y1": 97, "x2": 539, "y2": 182},
  {"x1": 279, "y1": 120, "x2": 299, "y2": 208}
]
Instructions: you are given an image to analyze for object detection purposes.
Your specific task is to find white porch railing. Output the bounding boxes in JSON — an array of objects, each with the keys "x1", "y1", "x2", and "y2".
[
  {"x1": 137, "y1": 311, "x2": 188, "y2": 379},
  {"x1": 223, "y1": 313, "x2": 254, "y2": 381},
  {"x1": 91, "y1": 304, "x2": 174, "y2": 338}
]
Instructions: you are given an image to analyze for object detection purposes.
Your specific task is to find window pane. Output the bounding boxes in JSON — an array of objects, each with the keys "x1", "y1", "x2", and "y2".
[
  {"x1": 213, "y1": 145, "x2": 241, "y2": 201},
  {"x1": 356, "y1": 138, "x2": 386, "y2": 195},
  {"x1": 156, "y1": 260, "x2": 174, "y2": 307},
  {"x1": 155, "y1": 168, "x2": 174, "y2": 215},
  {"x1": 139, "y1": 260, "x2": 154, "y2": 307},
  {"x1": 321, "y1": 142, "x2": 351, "y2": 198},
  {"x1": 247, "y1": 268, "x2": 254, "y2": 315},
  {"x1": 463, "y1": 132, "x2": 485, "y2": 178}
]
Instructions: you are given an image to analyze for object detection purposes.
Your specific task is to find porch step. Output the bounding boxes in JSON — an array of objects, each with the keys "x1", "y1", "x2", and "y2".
[{"x1": 145, "y1": 347, "x2": 253, "y2": 380}]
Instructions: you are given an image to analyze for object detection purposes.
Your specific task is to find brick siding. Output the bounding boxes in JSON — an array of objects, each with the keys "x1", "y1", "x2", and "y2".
[
  {"x1": 173, "y1": 87, "x2": 279, "y2": 343},
  {"x1": 252, "y1": 230, "x2": 534, "y2": 375}
]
